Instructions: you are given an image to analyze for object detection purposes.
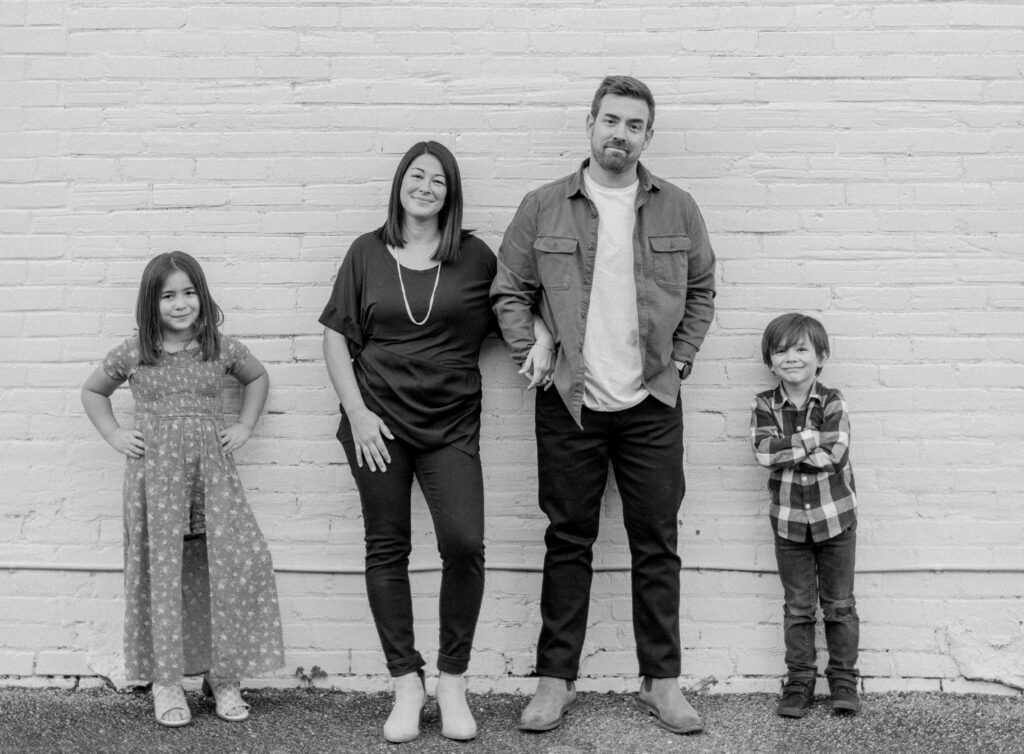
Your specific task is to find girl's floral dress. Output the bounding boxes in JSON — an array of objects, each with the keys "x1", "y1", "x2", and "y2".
[{"x1": 103, "y1": 334, "x2": 284, "y2": 684}]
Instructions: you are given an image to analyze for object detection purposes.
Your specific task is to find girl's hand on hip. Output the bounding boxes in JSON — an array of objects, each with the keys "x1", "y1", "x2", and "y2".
[
  {"x1": 105, "y1": 428, "x2": 146, "y2": 459},
  {"x1": 349, "y1": 408, "x2": 394, "y2": 472},
  {"x1": 220, "y1": 423, "x2": 253, "y2": 455}
]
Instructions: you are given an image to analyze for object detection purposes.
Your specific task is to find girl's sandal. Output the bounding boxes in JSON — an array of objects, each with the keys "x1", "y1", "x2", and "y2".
[
  {"x1": 202, "y1": 676, "x2": 251, "y2": 722},
  {"x1": 152, "y1": 683, "x2": 191, "y2": 728}
]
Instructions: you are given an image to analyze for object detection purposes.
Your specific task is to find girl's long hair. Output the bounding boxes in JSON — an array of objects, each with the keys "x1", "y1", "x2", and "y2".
[
  {"x1": 381, "y1": 140, "x2": 466, "y2": 264},
  {"x1": 136, "y1": 251, "x2": 223, "y2": 364}
]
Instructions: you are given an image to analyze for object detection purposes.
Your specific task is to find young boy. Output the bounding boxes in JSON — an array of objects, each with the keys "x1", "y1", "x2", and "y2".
[{"x1": 750, "y1": 313, "x2": 860, "y2": 718}]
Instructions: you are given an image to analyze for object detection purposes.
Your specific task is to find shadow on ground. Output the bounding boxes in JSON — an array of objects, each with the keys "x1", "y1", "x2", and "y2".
[{"x1": 1, "y1": 688, "x2": 1022, "y2": 753}]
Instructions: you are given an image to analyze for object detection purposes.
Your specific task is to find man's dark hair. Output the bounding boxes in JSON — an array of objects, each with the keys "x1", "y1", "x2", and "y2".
[{"x1": 589, "y1": 75, "x2": 655, "y2": 131}]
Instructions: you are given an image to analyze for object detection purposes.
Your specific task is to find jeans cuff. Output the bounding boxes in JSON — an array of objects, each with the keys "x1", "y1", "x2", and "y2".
[
  {"x1": 437, "y1": 652, "x2": 469, "y2": 676},
  {"x1": 386, "y1": 652, "x2": 425, "y2": 678}
]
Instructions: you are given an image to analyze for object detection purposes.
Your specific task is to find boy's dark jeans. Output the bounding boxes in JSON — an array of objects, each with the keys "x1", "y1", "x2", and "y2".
[
  {"x1": 773, "y1": 523, "x2": 860, "y2": 686},
  {"x1": 533, "y1": 389, "x2": 685, "y2": 680}
]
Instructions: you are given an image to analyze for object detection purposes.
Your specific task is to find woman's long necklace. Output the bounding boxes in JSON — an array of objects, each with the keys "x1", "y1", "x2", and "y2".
[{"x1": 394, "y1": 245, "x2": 441, "y2": 326}]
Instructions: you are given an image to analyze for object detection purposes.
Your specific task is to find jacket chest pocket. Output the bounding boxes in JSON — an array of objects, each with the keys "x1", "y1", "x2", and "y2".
[
  {"x1": 534, "y1": 236, "x2": 577, "y2": 291},
  {"x1": 649, "y1": 234, "x2": 690, "y2": 289}
]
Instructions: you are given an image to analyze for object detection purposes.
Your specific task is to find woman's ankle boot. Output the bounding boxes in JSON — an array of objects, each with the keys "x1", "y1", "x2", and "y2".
[
  {"x1": 436, "y1": 671, "x2": 477, "y2": 740},
  {"x1": 382, "y1": 670, "x2": 426, "y2": 743}
]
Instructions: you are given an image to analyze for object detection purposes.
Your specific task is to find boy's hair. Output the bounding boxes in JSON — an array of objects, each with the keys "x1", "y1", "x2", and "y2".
[
  {"x1": 382, "y1": 140, "x2": 466, "y2": 264},
  {"x1": 590, "y1": 75, "x2": 656, "y2": 132},
  {"x1": 761, "y1": 313, "x2": 830, "y2": 375},
  {"x1": 136, "y1": 251, "x2": 223, "y2": 365}
]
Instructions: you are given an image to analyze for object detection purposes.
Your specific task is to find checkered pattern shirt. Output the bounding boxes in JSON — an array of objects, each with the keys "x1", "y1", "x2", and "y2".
[{"x1": 750, "y1": 381, "x2": 858, "y2": 543}]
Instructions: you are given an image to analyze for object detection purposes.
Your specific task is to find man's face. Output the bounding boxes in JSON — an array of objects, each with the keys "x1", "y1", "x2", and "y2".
[{"x1": 587, "y1": 94, "x2": 653, "y2": 175}]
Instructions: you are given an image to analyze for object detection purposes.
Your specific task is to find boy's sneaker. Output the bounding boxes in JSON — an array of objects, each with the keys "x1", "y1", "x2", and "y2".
[
  {"x1": 829, "y1": 681, "x2": 861, "y2": 715},
  {"x1": 775, "y1": 678, "x2": 815, "y2": 718}
]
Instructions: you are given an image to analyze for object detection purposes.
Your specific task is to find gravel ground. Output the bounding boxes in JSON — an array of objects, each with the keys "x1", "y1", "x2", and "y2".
[{"x1": 1, "y1": 687, "x2": 1022, "y2": 753}]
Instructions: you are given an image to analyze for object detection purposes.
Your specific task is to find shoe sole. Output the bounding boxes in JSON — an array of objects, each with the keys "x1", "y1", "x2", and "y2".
[
  {"x1": 831, "y1": 701, "x2": 860, "y2": 714},
  {"x1": 155, "y1": 717, "x2": 191, "y2": 728},
  {"x1": 518, "y1": 698, "x2": 579, "y2": 732},
  {"x1": 214, "y1": 710, "x2": 250, "y2": 722},
  {"x1": 776, "y1": 706, "x2": 810, "y2": 718},
  {"x1": 635, "y1": 699, "x2": 704, "y2": 734},
  {"x1": 383, "y1": 731, "x2": 420, "y2": 744}
]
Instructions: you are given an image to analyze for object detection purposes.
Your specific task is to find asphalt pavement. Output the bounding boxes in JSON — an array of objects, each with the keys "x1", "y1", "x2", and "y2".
[{"x1": 1, "y1": 687, "x2": 1022, "y2": 753}]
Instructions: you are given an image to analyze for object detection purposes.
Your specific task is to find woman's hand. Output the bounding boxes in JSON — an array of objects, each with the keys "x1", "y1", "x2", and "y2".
[
  {"x1": 220, "y1": 423, "x2": 253, "y2": 455},
  {"x1": 519, "y1": 341, "x2": 555, "y2": 391},
  {"x1": 104, "y1": 427, "x2": 146, "y2": 459},
  {"x1": 348, "y1": 407, "x2": 394, "y2": 472}
]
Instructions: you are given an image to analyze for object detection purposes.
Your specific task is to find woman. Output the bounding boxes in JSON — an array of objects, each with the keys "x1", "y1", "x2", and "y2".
[{"x1": 320, "y1": 141, "x2": 552, "y2": 743}]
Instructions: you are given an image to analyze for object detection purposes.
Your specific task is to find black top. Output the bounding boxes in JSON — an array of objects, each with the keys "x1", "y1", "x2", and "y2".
[{"x1": 319, "y1": 229, "x2": 498, "y2": 455}]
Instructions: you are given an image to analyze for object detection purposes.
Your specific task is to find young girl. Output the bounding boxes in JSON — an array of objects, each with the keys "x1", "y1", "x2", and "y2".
[{"x1": 81, "y1": 252, "x2": 285, "y2": 727}]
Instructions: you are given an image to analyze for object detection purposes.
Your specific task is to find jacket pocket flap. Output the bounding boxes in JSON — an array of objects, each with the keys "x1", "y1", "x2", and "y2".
[
  {"x1": 534, "y1": 236, "x2": 578, "y2": 254},
  {"x1": 650, "y1": 235, "x2": 691, "y2": 252}
]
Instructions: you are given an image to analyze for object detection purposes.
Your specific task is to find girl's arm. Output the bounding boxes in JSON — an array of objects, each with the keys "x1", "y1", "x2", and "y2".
[
  {"x1": 323, "y1": 327, "x2": 393, "y2": 472},
  {"x1": 221, "y1": 354, "x2": 269, "y2": 454},
  {"x1": 81, "y1": 365, "x2": 145, "y2": 458}
]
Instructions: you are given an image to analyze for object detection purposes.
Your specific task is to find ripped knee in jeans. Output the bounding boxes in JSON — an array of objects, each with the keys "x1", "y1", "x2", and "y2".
[{"x1": 823, "y1": 596, "x2": 858, "y2": 622}]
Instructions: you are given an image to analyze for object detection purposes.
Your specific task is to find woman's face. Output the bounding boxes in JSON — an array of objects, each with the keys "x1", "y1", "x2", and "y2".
[{"x1": 399, "y1": 153, "x2": 448, "y2": 225}]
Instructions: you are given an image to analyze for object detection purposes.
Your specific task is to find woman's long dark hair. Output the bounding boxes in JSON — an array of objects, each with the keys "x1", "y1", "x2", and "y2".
[
  {"x1": 136, "y1": 251, "x2": 223, "y2": 364},
  {"x1": 381, "y1": 141, "x2": 466, "y2": 263}
]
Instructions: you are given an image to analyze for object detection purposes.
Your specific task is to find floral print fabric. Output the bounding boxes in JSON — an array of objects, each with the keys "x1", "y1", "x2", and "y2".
[{"x1": 103, "y1": 335, "x2": 285, "y2": 684}]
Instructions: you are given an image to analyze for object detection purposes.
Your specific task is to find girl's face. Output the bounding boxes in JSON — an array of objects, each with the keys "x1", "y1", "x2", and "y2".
[
  {"x1": 399, "y1": 153, "x2": 447, "y2": 225},
  {"x1": 159, "y1": 269, "x2": 200, "y2": 340}
]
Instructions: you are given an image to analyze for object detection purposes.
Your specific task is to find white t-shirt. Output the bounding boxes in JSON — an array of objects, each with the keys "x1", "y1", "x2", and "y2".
[{"x1": 582, "y1": 172, "x2": 648, "y2": 411}]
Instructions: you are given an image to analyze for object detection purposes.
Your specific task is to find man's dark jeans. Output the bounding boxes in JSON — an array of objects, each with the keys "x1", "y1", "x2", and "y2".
[
  {"x1": 773, "y1": 523, "x2": 860, "y2": 686},
  {"x1": 534, "y1": 388, "x2": 684, "y2": 680}
]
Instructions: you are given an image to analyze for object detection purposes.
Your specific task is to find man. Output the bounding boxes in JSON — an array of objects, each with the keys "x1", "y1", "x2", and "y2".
[{"x1": 490, "y1": 75, "x2": 715, "y2": 735}]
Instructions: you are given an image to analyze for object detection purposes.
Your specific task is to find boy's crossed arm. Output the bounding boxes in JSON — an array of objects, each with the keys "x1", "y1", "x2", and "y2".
[{"x1": 751, "y1": 391, "x2": 852, "y2": 474}]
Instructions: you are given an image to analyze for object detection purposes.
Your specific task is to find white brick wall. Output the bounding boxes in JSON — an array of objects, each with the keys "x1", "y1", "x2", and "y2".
[{"x1": 2, "y1": 2, "x2": 1022, "y2": 694}]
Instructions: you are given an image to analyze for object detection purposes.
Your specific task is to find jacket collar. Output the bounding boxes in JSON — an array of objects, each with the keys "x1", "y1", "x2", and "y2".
[{"x1": 567, "y1": 158, "x2": 660, "y2": 198}]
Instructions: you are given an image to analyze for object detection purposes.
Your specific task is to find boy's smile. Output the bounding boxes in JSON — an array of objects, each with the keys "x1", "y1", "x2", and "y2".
[{"x1": 770, "y1": 337, "x2": 825, "y2": 400}]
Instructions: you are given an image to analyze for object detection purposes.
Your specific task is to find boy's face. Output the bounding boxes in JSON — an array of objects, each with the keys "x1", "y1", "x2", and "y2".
[{"x1": 769, "y1": 336, "x2": 825, "y2": 395}]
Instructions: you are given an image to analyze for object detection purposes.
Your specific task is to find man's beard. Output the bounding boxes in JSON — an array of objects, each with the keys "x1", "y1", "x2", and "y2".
[{"x1": 592, "y1": 142, "x2": 635, "y2": 174}]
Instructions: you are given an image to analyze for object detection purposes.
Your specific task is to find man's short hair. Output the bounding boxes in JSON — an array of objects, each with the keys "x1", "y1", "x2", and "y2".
[
  {"x1": 590, "y1": 75, "x2": 655, "y2": 131},
  {"x1": 761, "y1": 313, "x2": 831, "y2": 374}
]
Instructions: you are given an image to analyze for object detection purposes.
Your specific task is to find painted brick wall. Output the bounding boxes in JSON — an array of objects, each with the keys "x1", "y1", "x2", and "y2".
[{"x1": 2, "y1": 2, "x2": 1022, "y2": 695}]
